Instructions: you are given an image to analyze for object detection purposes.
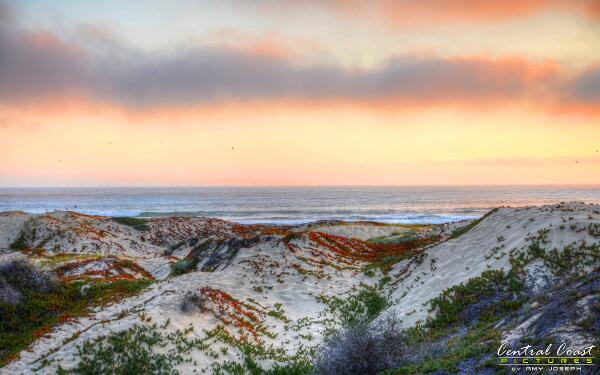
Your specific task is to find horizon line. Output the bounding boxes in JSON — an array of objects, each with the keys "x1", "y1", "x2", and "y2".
[{"x1": 1, "y1": 183, "x2": 600, "y2": 189}]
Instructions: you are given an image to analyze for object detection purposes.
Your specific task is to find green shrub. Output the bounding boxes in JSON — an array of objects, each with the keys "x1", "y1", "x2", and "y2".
[
  {"x1": 9, "y1": 233, "x2": 27, "y2": 250},
  {"x1": 110, "y1": 217, "x2": 150, "y2": 232},
  {"x1": 319, "y1": 284, "x2": 390, "y2": 328},
  {"x1": 0, "y1": 260, "x2": 58, "y2": 303},
  {"x1": 266, "y1": 362, "x2": 313, "y2": 375},
  {"x1": 588, "y1": 223, "x2": 600, "y2": 238},
  {"x1": 427, "y1": 269, "x2": 523, "y2": 330},
  {"x1": 171, "y1": 259, "x2": 197, "y2": 276}
]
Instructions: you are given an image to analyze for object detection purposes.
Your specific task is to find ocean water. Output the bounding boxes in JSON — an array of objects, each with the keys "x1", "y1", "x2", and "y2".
[{"x1": 0, "y1": 186, "x2": 599, "y2": 225}]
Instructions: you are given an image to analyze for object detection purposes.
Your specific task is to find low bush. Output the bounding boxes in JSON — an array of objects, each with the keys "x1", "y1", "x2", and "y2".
[
  {"x1": 180, "y1": 291, "x2": 206, "y2": 313},
  {"x1": 9, "y1": 233, "x2": 27, "y2": 250},
  {"x1": 171, "y1": 259, "x2": 197, "y2": 276},
  {"x1": 0, "y1": 278, "x2": 22, "y2": 306},
  {"x1": 0, "y1": 260, "x2": 58, "y2": 305},
  {"x1": 314, "y1": 314, "x2": 409, "y2": 375},
  {"x1": 110, "y1": 217, "x2": 150, "y2": 232}
]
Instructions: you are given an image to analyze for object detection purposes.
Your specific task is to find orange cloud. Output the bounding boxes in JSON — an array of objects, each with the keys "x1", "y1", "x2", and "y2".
[
  {"x1": 213, "y1": 28, "x2": 295, "y2": 59},
  {"x1": 0, "y1": 16, "x2": 598, "y2": 118},
  {"x1": 209, "y1": 29, "x2": 314, "y2": 59},
  {"x1": 278, "y1": 0, "x2": 600, "y2": 25},
  {"x1": 379, "y1": 0, "x2": 597, "y2": 25}
]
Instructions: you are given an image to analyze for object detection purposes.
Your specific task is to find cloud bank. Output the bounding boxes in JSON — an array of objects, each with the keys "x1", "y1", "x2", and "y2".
[{"x1": 0, "y1": 12, "x2": 598, "y2": 113}]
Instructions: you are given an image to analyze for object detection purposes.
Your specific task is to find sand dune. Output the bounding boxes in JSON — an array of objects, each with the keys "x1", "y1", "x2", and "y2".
[{"x1": 1, "y1": 202, "x2": 598, "y2": 374}]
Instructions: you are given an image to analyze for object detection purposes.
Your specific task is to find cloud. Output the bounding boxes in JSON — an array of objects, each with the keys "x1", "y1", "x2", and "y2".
[
  {"x1": 0, "y1": 17, "x2": 597, "y2": 115},
  {"x1": 0, "y1": 1, "x2": 13, "y2": 23},
  {"x1": 207, "y1": 29, "x2": 315, "y2": 60},
  {"x1": 570, "y1": 65, "x2": 600, "y2": 103},
  {"x1": 247, "y1": 0, "x2": 600, "y2": 26},
  {"x1": 0, "y1": 29, "x2": 92, "y2": 100},
  {"x1": 375, "y1": 0, "x2": 600, "y2": 25}
]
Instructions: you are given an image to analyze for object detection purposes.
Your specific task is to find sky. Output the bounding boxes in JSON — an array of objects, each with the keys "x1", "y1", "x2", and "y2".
[{"x1": 0, "y1": 0, "x2": 599, "y2": 186}]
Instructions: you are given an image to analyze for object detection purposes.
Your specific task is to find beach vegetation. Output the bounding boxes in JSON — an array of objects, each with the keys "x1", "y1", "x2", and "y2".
[
  {"x1": 426, "y1": 269, "x2": 524, "y2": 330},
  {"x1": 364, "y1": 234, "x2": 442, "y2": 274},
  {"x1": 9, "y1": 233, "x2": 27, "y2": 250},
  {"x1": 314, "y1": 314, "x2": 410, "y2": 375},
  {"x1": 212, "y1": 356, "x2": 313, "y2": 375},
  {"x1": 63, "y1": 306, "x2": 310, "y2": 374},
  {"x1": 375, "y1": 228, "x2": 599, "y2": 374},
  {"x1": 588, "y1": 223, "x2": 600, "y2": 238},
  {"x1": 180, "y1": 291, "x2": 206, "y2": 313},
  {"x1": 110, "y1": 217, "x2": 150, "y2": 232},
  {"x1": 58, "y1": 324, "x2": 207, "y2": 375},
  {"x1": 317, "y1": 283, "x2": 390, "y2": 329},
  {"x1": 315, "y1": 267, "x2": 527, "y2": 374},
  {"x1": 171, "y1": 259, "x2": 197, "y2": 276},
  {"x1": 0, "y1": 260, "x2": 152, "y2": 366}
]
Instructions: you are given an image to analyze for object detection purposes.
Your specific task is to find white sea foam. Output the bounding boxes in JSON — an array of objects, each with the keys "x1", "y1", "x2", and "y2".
[{"x1": 1, "y1": 186, "x2": 599, "y2": 225}]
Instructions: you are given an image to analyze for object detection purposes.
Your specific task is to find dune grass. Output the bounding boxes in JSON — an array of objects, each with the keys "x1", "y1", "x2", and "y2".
[{"x1": 449, "y1": 208, "x2": 499, "y2": 239}]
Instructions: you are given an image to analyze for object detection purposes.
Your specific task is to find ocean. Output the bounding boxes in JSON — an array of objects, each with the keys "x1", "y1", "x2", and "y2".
[{"x1": 1, "y1": 186, "x2": 599, "y2": 225}]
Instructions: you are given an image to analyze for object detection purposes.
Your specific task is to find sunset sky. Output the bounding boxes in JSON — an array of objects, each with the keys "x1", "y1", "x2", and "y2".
[{"x1": 0, "y1": 0, "x2": 599, "y2": 186}]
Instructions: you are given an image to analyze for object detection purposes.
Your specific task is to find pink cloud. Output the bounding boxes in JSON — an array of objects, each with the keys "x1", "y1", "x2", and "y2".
[{"x1": 0, "y1": 16, "x2": 597, "y2": 117}]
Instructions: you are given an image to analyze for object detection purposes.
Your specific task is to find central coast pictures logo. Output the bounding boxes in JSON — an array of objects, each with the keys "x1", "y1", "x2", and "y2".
[{"x1": 497, "y1": 343, "x2": 596, "y2": 372}]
